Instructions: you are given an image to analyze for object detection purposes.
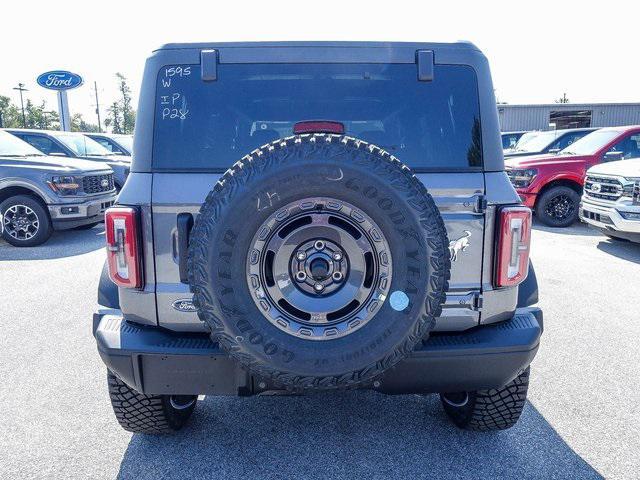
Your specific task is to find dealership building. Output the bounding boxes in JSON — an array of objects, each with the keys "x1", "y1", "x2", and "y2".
[{"x1": 498, "y1": 103, "x2": 640, "y2": 132}]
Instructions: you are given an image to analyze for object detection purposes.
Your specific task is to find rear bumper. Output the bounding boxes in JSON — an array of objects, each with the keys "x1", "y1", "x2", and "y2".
[{"x1": 93, "y1": 307, "x2": 542, "y2": 396}]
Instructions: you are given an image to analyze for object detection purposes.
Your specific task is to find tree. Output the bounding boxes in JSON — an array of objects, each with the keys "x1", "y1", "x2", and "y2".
[
  {"x1": 105, "y1": 101, "x2": 122, "y2": 133},
  {"x1": 105, "y1": 73, "x2": 136, "y2": 134},
  {"x1": 70, "y1": 113, "x2": 100, "y2": 132},
  {"x1": 25, "y1": 100, "x2": 60, "y2": 129},
  {"x1": 117, "y1": 73, "x2": 136, "y2": 134},
  {"x1": 0, "y1": 95, "x2": 23, "y2": 128}
]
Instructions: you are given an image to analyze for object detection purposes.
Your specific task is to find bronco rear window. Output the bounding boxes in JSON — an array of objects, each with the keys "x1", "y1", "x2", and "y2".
[{"x1": 152, "y1": 63, "x2": 482, "y2": 171}]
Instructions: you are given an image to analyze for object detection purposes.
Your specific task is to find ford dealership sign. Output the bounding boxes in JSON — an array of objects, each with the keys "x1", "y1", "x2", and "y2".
[{"x1": 36, "y1": 71, "x2": 83, "y2": 91}]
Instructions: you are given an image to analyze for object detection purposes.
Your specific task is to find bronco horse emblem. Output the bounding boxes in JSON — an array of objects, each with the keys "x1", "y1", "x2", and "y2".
[{"x1": 448, "y1": 230, "x2": 471, "y2": 262}]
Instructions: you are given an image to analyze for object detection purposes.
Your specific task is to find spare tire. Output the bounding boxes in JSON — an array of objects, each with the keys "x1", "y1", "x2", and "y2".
[{"x1": 188, "y1": 134, "x2": 450, "y2": 390}]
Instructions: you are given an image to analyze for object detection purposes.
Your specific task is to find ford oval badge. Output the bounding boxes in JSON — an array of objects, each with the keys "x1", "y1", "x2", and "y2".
[
  {"x1": 36, "y1": 71, "x2": 84, "y2": 91},
  {"x1": 172, "y1": 299, "x2": 197, "y2": 313}
]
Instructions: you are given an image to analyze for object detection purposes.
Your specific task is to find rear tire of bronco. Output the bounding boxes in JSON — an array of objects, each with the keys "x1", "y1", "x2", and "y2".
[
  {"x1": 440, "y1": 367, "x2": 530, "y2": 431},
  {"x1": 107, "y1": 371, "x2": 197, "y2": 434},
  {"x1": 188, "y1": 134, "x2": 450, "y2": 391},
  {"x1": 535, "y1": 186, "x2": 580, "y2": 227}
]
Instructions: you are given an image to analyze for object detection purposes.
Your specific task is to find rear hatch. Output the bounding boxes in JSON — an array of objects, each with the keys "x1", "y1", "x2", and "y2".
[{"x1": 148, "y1": 46, "x2": 487, "y2": 332}]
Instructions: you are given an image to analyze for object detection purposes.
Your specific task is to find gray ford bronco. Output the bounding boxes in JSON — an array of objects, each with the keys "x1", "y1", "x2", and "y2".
[
  {"x1": 94, "y1": 41, "x2": 542, "y2": 434},
  {"x1": 0, "y1": 130, "x2": 116, "y2": 246}
]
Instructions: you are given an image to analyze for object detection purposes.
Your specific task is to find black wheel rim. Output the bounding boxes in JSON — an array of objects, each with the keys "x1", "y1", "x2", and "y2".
[
  {"x1": 2, "y1": 204, "x2": 40, "y2": 240},
  {"x1": 544, "y1": 194, "x2": 575, "y2": 221},
  {"x1": 247, "y1": 197, "x2": 392, "y2": 340}
]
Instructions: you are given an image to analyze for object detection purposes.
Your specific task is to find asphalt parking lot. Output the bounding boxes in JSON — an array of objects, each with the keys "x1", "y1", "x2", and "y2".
[{"x1": 0, "y1": 222, "x2": 638, "y2": 479}]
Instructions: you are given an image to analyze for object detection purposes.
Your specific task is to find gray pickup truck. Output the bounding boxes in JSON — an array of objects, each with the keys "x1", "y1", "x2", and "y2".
[
  {"x1": 5, "y1": 129, "x2": 131, "y2": 190},
  {"x1": 94, "y1": 41, "x2": 542, "y2": 434},
  {"x1": 0, "y1": 130, "x2": 116, "y2": 246}
]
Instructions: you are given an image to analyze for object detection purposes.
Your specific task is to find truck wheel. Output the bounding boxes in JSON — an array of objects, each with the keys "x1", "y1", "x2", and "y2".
[
  {"x1": 536, "y1": 186, "x2": 580, "y2": 227},
  {"x1": 107, "y1": 371, "x2": 197, "y2": 434},
  {"x1": 440, "y1": 367, "x2": 530, "y2": 431},
  {"x1": 188, "y1": 134, "x2": 450, "y2": 390},
  {"x1": 0, "y1": 194, "x2": 52, "y2": 247}
]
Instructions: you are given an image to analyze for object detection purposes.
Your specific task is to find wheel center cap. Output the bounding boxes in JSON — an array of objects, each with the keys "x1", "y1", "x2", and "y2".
[
  {"x1": 292, "y1": 238, "x2": 347, "y2": 296},
  {"x1": 310, "y1": 258, "x2": 330, "y2": 280}
]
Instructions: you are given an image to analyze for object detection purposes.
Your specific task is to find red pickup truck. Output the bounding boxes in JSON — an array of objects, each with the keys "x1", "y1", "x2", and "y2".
[{"x1": 505, "y1": 126, "x2": 640, "y2": 227}]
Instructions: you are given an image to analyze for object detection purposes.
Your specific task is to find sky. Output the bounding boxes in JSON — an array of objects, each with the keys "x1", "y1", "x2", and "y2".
[{"x1": 2, "y1": 0, "x2": 638, "y2": 130}]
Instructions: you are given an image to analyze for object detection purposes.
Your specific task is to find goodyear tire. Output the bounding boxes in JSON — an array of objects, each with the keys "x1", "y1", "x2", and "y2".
[
  {"x1": 107, "y1": 371, "x2": 197, "y2": 434},
  {"x1": 440, "y1": 368, "x2": 530, "y2": 431},
  {"x1": 188, "y1": 134, "x2": 450, "y2": 390}
]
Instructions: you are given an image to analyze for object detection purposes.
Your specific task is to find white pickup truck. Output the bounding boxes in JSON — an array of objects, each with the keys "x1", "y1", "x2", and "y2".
[{"x1": 580, "y1": 158, "x2": 640, "y2": 242}]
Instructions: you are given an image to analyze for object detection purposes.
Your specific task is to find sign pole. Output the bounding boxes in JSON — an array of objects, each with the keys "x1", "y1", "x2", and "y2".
[{"x1": 57, "y1": 90, "x2": 71, "y2": 131}]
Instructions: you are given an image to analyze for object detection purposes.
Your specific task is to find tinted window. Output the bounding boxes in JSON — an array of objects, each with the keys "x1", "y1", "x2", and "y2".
[
  {"x1": 0, "y1": 131, "x2": 46, "y2": 156},
  {"x1": 607, "y1": 133, "x2": 640, "y2": 159},
  {"x1": 502, "y1": 133, "x2": 521, "y2": 149},
  {"x1": 153, "y1": 64, "x2": 482, "y2": 171},
  {"x1": 561, "y1": 130, "x2": 622, "y2": 156},
  {"x1": 52, "y1": 133, "x2": 111, "y2": 156},
  {"x1": 114, "y1": 135, "x2": 133, "y2": 153},
  {"x1": 94, "y1": 137, "x2": 116, "y2": 151},
  {"x1": 550, "y1": 131, "x2": 591, "y2": 151},
  {"x1": 18, "y1": 135, "x2": 67, "y2": 156},
  {"x1": 514, "y1": 131, "x2": 559, "y2": 153}
]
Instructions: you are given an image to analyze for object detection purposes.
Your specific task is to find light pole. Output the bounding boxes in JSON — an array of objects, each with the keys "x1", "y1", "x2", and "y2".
[
  {"x1": 13, "y1": 83, "x2": 28, "y2": 128},
  {"x1": 93, "y1": 81, "x2": 102, "y2": 132}
]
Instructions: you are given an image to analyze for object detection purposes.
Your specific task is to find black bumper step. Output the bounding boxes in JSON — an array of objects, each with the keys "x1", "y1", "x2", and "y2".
[{"x1": 94, "y1": 308, "x2": 542, "y2": 396}]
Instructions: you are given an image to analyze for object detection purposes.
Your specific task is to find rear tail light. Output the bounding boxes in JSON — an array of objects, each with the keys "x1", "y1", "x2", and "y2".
[
  {"x1": 293, "y1": 120, "x2": 345, "y2": 135},
  {"x1": 105, "y1": 206, "x2": 142, "y2": 288},
  {"x1": 495, "y1": 206, "x2": 531, "y2": 287}
]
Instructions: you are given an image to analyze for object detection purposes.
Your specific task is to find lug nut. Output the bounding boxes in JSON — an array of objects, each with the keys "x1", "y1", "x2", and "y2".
[
  {"x1": 295, "y1": 271, "x2": 307, "y2": 282},
  {"x1": 314, "y1": 240, "x2": 325, "y2": 251},
  {"x1": 296, "y1": 251, "x2": 307, "y2": 261},
  {"x1": 314, "y1": 283, "x2": 324, "y2": 292},
  {"x1": 332, "y1": 252, "x2": 342, "y2": 261},
  {"x1": 332, "y1": 271, "x2": 343, "y2": 282}
]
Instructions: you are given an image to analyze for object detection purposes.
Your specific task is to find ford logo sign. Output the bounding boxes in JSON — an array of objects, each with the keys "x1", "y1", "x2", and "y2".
[
  {"x1": 172, "y1": 299, "x2": 197, "y2": 313},
  {"x1": 36, "y1": 71, "x2": 83, "y2": 91}
]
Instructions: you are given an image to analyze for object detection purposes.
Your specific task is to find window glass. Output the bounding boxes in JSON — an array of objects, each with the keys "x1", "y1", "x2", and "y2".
[
  {"x1": 51, "y1": 133, "x2": 111, "y2": 156},
  {"x1": 94, "y1": 137, "x2": 116, "y2": 152},
  {"x1": 513, "y1": 131, "x2": 559, "y2": 153},
  {"x1": 550, "y1": 131, "x2": 591, "y2": 151},
  {"x1": 606, "y1": 133, "x2": 640, "y2": 159},
  {"x1": 561, "y1": 130, "x2": 622, "y2": 156},
  {"x1": 114, "y1": 135, "x2": 133, "y2": 153},
  {"x1": 19, "y1": 135, "x2": 67, "y2": 155},
  {"x1": 152, "y1": 63, "x2": 482, "y2": 170},
  {"x1": 0, "y1": 131, "x2": 46, "y2": 156}
]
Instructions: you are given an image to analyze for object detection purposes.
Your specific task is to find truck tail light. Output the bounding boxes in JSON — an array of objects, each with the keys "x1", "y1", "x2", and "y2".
[
  {"x1": 495, "y1": 206, "x2": 531, "y2": 287},
  {"x1": 105, "y1": 207, "x2": 142, "y2": 288}
]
